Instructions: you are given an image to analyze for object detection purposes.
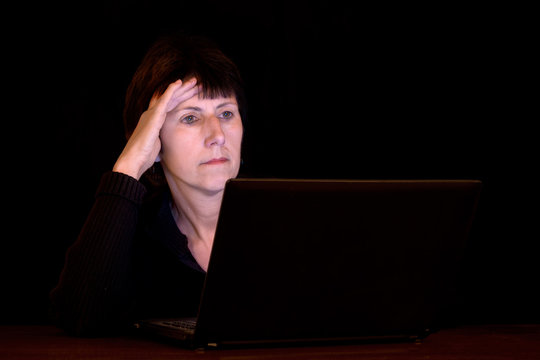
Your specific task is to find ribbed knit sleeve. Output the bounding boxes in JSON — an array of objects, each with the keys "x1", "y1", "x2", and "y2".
[
  {"x1": 97, "y1": 171, "x2": 146, "y2": 205},
  {"x1": 50, "y1": 171, "x2": 147, "y2": 336}
]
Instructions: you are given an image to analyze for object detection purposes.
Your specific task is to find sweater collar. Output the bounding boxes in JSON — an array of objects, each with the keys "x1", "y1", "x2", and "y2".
[{"x1": 147, "y1": 189, "x2": 206, "y2": 273}]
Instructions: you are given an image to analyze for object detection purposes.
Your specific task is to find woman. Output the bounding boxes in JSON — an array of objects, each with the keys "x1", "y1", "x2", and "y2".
[{"x1": 50, "y1": 33, "x2": 246, "y2": 336}]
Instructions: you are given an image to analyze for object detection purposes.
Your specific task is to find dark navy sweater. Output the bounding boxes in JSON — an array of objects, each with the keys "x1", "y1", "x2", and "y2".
[{"x1": 50, "y1": 171, "x2": 206, "y2": 336}]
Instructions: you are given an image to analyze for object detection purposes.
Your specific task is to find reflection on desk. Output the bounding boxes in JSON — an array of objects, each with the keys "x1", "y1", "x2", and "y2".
[{"x1": 1, "y1": 324, "x2": 539, "y2": 360}]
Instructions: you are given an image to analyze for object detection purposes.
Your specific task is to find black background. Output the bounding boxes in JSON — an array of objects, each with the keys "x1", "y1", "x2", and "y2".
[{"x1": 3, "y1": 1, "x2": 537, "y2": 325}]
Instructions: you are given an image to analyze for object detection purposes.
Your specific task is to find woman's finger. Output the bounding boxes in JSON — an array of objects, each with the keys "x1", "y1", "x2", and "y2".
[
  {"x1": 148, "y1": 78, "x2": 185, "y2": 109},
  {"x1": 165, "y1": 79, "x2": 200, "y2": 112},
  {"x1": 150, "y1": 77, "x2": 199, "y2": 112}
]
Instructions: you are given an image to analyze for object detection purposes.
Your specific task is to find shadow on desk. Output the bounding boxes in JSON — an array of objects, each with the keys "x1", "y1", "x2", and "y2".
[{"x1": 1, "y1": 324, "x2": 539, "y2": 359}]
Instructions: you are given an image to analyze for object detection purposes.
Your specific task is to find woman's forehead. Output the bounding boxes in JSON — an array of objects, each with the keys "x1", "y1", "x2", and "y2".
[{"x1": 176, "y1": 95, "x2": 238, "y2": 111}]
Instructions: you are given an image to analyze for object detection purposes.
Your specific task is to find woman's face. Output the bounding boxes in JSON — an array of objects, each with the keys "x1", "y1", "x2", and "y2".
[{"x1": 159, "y1": 94, "x2": 243, "y2": 195}]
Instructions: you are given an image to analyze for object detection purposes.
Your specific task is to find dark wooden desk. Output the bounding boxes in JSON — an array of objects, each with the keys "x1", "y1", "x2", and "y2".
[{"x1": 1, "y1": 324, "x2": 539, "y2": 359}]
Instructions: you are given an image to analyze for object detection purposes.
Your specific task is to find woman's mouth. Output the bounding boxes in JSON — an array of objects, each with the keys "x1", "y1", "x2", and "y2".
[{"x1": 201, "y1": 157, "x2": 229, "y2": 165}]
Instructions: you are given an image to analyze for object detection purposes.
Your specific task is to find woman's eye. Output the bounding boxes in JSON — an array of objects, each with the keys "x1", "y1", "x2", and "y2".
[
  {"x1": 181, "y1": 115, "x2": 198, "y2": 124},
  {"x1": 221, "y1": 111, "x2": 233, "y2": 119}
]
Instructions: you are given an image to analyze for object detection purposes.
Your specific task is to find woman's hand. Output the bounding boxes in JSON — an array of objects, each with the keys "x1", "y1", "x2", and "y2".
[{"x1": 113, "y1": 78, "x2": 199, "y2": 180}]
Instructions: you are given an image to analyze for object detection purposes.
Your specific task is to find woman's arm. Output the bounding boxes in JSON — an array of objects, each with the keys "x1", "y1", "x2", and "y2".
[
  {"x1": 51, "y1": 79, "x2": 199, "y2": 336},
  {"x1": 50, "y1": 171, "x2": 146, "y2": 336}
]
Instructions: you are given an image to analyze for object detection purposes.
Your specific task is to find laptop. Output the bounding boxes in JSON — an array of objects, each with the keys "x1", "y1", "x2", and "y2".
[{"x1": 135, "y1": 178, "x2": 482, "y2": 348}]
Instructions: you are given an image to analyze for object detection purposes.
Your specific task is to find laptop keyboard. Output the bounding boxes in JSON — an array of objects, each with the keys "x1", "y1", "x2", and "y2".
[{"x1": 162, "y1": 318, "x2": 197, "y2": 331}]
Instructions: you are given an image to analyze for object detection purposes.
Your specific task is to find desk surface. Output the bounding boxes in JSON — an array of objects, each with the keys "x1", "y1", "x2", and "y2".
[{"x1": 1, "y1": 324, "x2": 539, "y2": 360}]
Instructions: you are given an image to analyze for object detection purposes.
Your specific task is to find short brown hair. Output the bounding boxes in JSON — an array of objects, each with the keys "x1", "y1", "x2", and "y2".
[{"x1": 123, "y1": 33, "x2": 246, "y2": 139}]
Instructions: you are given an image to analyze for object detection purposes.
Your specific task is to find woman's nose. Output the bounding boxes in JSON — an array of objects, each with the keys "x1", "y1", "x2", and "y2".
[{"x1": 204, "y1": 117, "x2": 226, "y2": 147}]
